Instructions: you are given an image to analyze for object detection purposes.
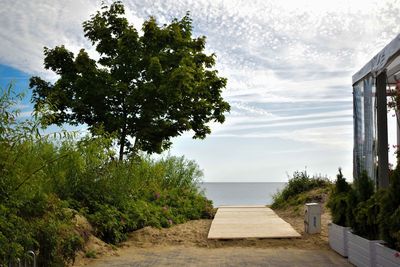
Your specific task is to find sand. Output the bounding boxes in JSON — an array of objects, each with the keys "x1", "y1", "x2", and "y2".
[{"x1": 72, "y1": 204, "x2": 334, "y2": 266}]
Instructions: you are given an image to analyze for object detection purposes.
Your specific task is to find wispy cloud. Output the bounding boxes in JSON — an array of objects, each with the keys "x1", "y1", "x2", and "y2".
[
  {"x1": 1, "y1": 0, "x2": 399, "y2": 180},
  {"x1": 213, "y1": 124, "x2": 352, "y2": 149}
]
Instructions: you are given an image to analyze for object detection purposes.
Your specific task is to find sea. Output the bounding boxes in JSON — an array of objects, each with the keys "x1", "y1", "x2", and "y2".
[{"x1": 200, "y1": 182, "x2": 286, "y2": 207}]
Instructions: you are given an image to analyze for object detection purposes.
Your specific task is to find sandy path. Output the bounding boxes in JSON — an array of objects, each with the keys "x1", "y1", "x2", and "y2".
[
  {"x1": 83, "y1": 246, "x2": 351, "y2": 267},
  {"x1": 73, "y1": 205, "x2": 348, "y2": 266}
]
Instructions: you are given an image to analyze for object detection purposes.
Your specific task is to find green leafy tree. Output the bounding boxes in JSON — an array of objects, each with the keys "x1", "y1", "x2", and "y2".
[{"x1": 30, "y1": 1, "x2": 230, "y2": 160}]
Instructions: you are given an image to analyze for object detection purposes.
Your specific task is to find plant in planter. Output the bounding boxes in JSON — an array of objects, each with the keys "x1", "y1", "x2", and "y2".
[
  {"x1": 352, "y1": 193, "x2": 380, "y2": 240},
  {"x1": 328, "y1": 169, "x2": 383, "y2": 264},
  {"x1": 345, "y1": 171, "x2": 383, "y2": 267},
  {"x1": 328, "y1": 166, "x2": 400, "y2": 266},
  {"x1": 327, "y1": 169, "x2": 352, "y2": 256},
  {"x1": 344, "y1": 168, "x2": 400, "y2": 267},
  {"x1": 375, "y1": 166, "x2": 400, "y2": 266},
  {"x1": 328, "y1": 169, "x2": 351, "y2": 226},
  {"x1": 379, "y1": 167, "x2": 400, "y2": 251},
  {"x1": 348, "y1": 170, "x2": 377, "y2": 239}
]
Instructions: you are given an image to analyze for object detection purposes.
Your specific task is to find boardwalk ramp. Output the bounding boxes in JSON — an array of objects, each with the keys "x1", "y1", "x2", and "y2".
[{"x1": 208, "y1": 205, "x2": 301, "y2": 239}]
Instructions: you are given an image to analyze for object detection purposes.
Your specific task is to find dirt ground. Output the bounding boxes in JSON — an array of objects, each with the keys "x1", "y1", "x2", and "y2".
[
  {"x1": 72, "y1": 204, "x2": 337, "y2": 266},
  {"x1": 79, "y1": 246, "x2": 352, "y2": 267}
]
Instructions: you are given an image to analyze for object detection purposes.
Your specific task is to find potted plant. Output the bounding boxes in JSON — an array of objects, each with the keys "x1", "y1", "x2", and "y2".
[
  {"x1": 375, "y1": 167, "x2": 400, "y2": 267},
  {"x1": 343, "y1": 171, "x2": 384, "y2": 267},
  {"x1": 327, "y1": 169, "x2": 352, "y2": 257}
]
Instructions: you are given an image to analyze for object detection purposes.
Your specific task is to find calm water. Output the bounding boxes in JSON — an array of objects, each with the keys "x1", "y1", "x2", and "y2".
[{"x1": 200, "y1": 182, "x2": 286, "y2": 207}]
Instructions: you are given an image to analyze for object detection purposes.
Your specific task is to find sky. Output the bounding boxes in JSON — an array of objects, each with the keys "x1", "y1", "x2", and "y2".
[{"x1": 1, "y1": 0, "x2": 400, "y2": 182}]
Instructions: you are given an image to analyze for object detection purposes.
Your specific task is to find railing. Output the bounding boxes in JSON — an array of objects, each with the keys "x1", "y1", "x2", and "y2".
[{"x1": 1, "y1": 251, "x2": 36, "y2": 267}]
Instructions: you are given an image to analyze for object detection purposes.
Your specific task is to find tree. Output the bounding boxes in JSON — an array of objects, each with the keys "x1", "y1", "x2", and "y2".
[{"x1": 30, "y1": 1, "x2": 230, "y2": 160}]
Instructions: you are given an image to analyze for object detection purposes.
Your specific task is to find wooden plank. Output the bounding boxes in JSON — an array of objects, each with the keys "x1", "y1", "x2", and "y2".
[{"x1": 207, "y1": 206, "x2": 301, "y2": 239}]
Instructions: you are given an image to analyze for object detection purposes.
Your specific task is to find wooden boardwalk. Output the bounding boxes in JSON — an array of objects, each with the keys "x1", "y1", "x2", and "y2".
[{"x1": 208, "y1": 205, "x2": 301, "y2": 239}]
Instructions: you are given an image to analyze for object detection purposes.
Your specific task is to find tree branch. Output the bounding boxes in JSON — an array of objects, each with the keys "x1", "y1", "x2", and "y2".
[{"x1": 13, "y1": 153, "x2": 69, "y2": 192}]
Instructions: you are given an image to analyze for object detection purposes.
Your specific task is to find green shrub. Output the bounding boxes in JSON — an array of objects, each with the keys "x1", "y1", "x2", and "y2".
[
  {"x1": 0, "y1": 85, "x2": 214, "y2": 265},
  {"x1": 272, "y1": 170, "x2": 330, "y2": 209},
  {"x1": 346, "y1": 188, "x2": 358, "y2": 229},
  {"x1": 85, "y1": 250, "x2": 97, "y2": 258},
  {"x1": 0, "y1": 193, "x2": 83, "y2": 266},
  {"x1": 88, "y1": 203, "x2": 131, "y2": 244},
  {"x1": 348, "y1": 171, "x2": 377, "y2": 238},
  {"x1": 69, "y1": 154, "x2": 212, "y2": 244},
  {"x1": 0, "y1": 87, "x2": 81, "y2": 266},
  {"x1": 328, "y1": 168, "x2": 378, "y2": 237},
  {"x1": 334, "y1": 168, "x2": 351, "y2": 194},
  {"x1": 328, "y1": 193, "x2": 351, "y2": 226},
  {"x1": 354, "y1": 170, "x2": 374, "y2": 202},
  {"x1": 327, "y1": 164, "x2": 400, "y2": 249},
  {"x1": 327, "y1": 169, "x2": 351, "y2": 226},
  {"x1": 0, "y1": 203, "x2": 36, "y2": 263},
  {"x1": 30, "y1": 195, "x2": 84, "y2": 266},
  {"x1": 379, "y1": 167, "x2": 400, "y2": 250},
  {"x1": 352, "y1": 193, "x2": 380, "y2": 239}
]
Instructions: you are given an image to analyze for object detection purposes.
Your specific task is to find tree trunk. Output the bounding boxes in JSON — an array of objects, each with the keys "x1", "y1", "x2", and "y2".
[
  {"x1": 119, "y1": 103, "x2": 128, "y2": 161},
  {"x1": 131, "y1": 136, "x2": 139, "y2": 157},
  {"x1": 119, "y1": 128, "x2": 127, "y2": 161}
]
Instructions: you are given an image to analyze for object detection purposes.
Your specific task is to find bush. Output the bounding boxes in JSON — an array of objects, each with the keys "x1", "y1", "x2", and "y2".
[
  {"x1": 0, "y1": 87, "x2": 82, "y2": 266},
  {"x1": 379, "y1": 167, "x2": 400, "y2": 251},
  {"x1": 326, "y1": 166, "x2": 400, "y2": 249},
  {"x1": 0, "y1": 85, "x2": 214, "y2": 265},
  {"x1": 0, "y1": 203, "x2": 36, "y2": 263},
  {"x1": 351, "y1": 193, "x2": 380, "y2": 239},
  {"x1": 327, "y1": 169, "x2": 352, "y2": 226},
  {"x1": 87, "y1": 204, "x2": 128, "y2": 244},
  {"x1": 65, "y1": 154, "x2": 212, "y2": 244},
  {"x1": 354, "y1": 170, "x2": 374, "y2": 202},
  {"x1": 0, "y1": 134, "x2": 212, "y2": 265},
  {"x1": 328, "y1": 169, "x2": 379, "y2": 239},
  {"x1": 272, "y1": 170, "x2": 330, "y2": 209},
  {"x1": 348, "y1": 171, "x2": 377, "y2": 238},
  {"x1": 0, "y1": 193, "x2": 84, "y2": 266}
]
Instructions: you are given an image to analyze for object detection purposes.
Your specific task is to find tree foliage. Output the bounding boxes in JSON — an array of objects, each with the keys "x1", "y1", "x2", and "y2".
[{"x1": 30, "y1": 1, "x2": 230, "y2": 160}]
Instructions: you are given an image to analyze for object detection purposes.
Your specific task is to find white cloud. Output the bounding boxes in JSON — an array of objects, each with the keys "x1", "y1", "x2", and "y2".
[
  {"x1": 0, "y1": 1, "x2": 100, "y2": 76},
  {"x1": 1, "y1": 0, "x2": 399, "y2": 181}
]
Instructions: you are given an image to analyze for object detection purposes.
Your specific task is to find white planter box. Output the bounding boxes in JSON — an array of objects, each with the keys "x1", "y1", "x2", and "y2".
[
  {"x1": 375, "y1": 243, "x2": 400, "y2": 267},
  {"x1": 328, "y1": 222, "x2": 351, "y2": 257},
  {"x1": 347, "y1": 231, "x2": 383, "y2": 267}
]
